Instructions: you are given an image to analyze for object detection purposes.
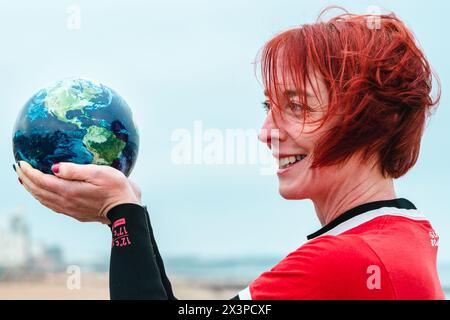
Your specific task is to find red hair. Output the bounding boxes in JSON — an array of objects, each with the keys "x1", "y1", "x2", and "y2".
[{"x1": 260, "y1": 8, "x2": 440, "y2": 178}]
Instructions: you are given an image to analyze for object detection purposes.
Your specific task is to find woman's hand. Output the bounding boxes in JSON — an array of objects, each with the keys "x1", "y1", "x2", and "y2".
[{"x1": 14, "y1": 161, "x2": 141, "y2": 224}]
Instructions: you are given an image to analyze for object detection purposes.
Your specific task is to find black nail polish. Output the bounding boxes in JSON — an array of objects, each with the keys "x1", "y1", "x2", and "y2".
[
  {"x1": 12, "y1": 164, "x2": 16, "y2": 172},
  {"x1": 17, "y1": 162, "x2": 21, "y2": 168}
]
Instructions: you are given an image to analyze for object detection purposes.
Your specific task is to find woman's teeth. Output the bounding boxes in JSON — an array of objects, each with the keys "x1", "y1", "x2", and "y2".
[{"x1": 278, "y1": 154, "x2": 307, "y2": 169}]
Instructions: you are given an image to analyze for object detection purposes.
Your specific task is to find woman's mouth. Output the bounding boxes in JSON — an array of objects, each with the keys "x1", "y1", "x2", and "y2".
[
  {"x1": 277, "y1": 154, "x2": 307, "y2": 169},
  {"x1": 277, "y1": 154, "x2": 307, "y2": 174}
]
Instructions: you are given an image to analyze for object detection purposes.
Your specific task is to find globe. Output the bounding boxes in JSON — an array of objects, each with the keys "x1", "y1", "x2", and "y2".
[{"x1": 12, "y1": 78, "x2": 139, "y2": 176}]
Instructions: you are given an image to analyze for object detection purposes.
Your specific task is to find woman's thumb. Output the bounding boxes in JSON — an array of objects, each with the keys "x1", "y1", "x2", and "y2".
[{"x1": 52, "y1": 162, "x2": 97, "y2": 181}]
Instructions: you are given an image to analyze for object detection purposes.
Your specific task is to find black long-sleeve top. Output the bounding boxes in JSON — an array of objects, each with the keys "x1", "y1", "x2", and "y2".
[{"x1": 107, "y1": 203, "x2": 176, "y2": 299}]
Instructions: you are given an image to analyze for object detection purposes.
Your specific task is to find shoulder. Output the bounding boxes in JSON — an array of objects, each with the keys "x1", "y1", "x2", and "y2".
[
  {"x1": 249, "y1": 234, "x2": 395, "y2": 299},
  {"x1": 271, "y1": 234, "x2": 380, "y2": 279}
]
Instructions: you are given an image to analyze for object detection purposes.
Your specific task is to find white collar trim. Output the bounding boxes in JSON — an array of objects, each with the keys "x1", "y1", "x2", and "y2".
[{"x1": 316, "y1": 207, "x2": 427, "y2": 239}]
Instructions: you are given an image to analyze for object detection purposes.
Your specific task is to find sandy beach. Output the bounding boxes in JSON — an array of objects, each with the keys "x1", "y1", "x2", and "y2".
[
  {"x1": 0, "y1": 273, "x2": 247, "y2": 300},
  {"x1": 2, "y1": 272, "x2": 448, "y2": 300}
]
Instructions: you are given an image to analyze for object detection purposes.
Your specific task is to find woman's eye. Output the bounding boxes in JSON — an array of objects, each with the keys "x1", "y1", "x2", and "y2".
[
  {"x1": 262, "y1": 100, "x2": 271, "y2": 113},
  {"x1": 287, "y1": 102, "x2": 304, "y2": 114}
]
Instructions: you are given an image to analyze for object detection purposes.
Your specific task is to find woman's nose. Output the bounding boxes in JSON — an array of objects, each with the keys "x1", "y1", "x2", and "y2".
[{"x1": 258, "y1": 112, "x2": 287, "y2": 147}]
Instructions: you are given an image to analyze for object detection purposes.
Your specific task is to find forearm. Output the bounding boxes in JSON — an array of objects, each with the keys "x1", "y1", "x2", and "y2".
[
  {"x1": 107, "y1": 203, "x2": 169, "y2": 300},
  {"x1": 142, "y1": 205, "x2": 176, "y2": 299}
]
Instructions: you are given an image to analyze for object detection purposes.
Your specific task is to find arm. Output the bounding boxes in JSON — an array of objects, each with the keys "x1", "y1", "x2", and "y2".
[
  {"x1": 107, "y1": 203, "x2": 176, "y2": 299},
  {"x1": 142, "y1": 205, "x2": 176, "y2": 299}
]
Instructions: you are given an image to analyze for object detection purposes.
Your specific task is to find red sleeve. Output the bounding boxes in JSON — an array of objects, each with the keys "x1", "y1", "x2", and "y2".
[{"x1": 248, "y1": 235, "x2": 396, "y2": 300}]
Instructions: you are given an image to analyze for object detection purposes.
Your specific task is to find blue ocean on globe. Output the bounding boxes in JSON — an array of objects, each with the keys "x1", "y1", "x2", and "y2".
[{"x1": 12, "y1": 78, "x2": 139, "y2": 176}]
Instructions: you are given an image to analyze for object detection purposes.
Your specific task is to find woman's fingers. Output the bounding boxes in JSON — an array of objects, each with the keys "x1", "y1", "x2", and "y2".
[
  {"x1": 15, "y1": 160, "x2": 137, "y2": 223},
  {"x1": 53, "y1": 162, "x2": 115, "y2": 184},
  {"x1": 15, "y1": 162, "x2": 98, "y2": 217},
  {"x1": 17, "y1": 161, "x2": 66, "y2": 195},
  {"x1": 17, "y1": 161, "x2": 97, "y2": 201},
  {"x1": 16, "y1": 163, "x2": 57, "y2": 200}
]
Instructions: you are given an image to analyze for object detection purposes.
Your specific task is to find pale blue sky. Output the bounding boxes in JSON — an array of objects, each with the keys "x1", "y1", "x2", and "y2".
[{"x1": 0, "y1": 0, "x2": 449, "y2": 268}]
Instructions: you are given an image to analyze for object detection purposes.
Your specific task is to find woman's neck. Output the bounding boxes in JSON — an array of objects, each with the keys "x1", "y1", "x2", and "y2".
[{"x1": 311, "y1": 164, "x2": 397, "y2": 226}]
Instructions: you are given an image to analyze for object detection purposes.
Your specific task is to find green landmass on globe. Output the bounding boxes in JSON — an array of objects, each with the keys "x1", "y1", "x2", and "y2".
[{"x1": 12, "y1": 78, "x2": 139, "y2": 176}]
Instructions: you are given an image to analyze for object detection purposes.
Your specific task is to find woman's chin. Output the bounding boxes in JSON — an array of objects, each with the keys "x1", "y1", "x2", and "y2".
[{"x1": 278, "y1": 185, "x2": 307, "y2": 200}]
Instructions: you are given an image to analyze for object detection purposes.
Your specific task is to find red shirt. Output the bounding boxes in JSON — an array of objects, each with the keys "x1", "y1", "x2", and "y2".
[{"x1": 238, "y1": 198, "x2": 444, "y2": 300}]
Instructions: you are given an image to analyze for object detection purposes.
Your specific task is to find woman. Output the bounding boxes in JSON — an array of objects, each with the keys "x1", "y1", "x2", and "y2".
[{"x1": 14, "y1": 10, "x2": 444, "y2": 299}]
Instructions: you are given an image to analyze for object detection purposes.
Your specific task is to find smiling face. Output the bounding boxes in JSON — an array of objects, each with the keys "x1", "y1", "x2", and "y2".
[
  {"x1": 255, "y1": 13, "x2": 435, "y2": 220},
  {"x1": 258, "y1": 68, "x2": 346, "y2": 200}
]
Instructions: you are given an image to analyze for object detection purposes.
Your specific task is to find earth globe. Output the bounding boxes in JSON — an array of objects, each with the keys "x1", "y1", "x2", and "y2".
[{"x1": 12, "y1": 78, "x2": 139, "y2": 176}]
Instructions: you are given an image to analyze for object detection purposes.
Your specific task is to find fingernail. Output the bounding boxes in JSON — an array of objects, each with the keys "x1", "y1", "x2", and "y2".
[
  {"x1": 52, "y1": 163, "x2": 60, "y2": 174},
  {"x1": 17, "y1": 161, "x2": 21, "y2": 168},
  {"x1": 12, "y1": 164, "x2": 16, "y2": 172},
  {"x1": 18, "y1": 177, "x2": 23, "y2": 185}
]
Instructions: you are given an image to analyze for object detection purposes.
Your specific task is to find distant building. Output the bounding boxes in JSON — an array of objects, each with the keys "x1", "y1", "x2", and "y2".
[
  {"x1": 0, "y1": 209, "x2": 29, "y2": 270},
  {"x1": 0, "y1": 208, "x2": 65, "y2": 279}
]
